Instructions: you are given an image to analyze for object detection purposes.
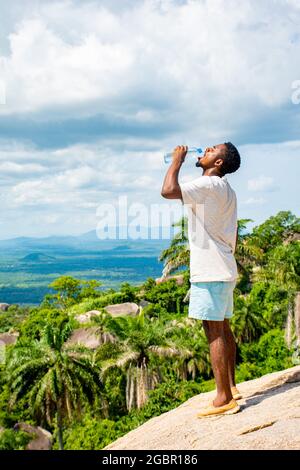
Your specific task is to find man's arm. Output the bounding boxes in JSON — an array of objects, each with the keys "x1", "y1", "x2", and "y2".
[{"x1": 161, "y1": 146, "x2": 188, "y2": 200}]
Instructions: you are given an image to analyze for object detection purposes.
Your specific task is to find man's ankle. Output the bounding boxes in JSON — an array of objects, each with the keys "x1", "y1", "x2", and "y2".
[{"x1": 213, "y1": 392, "x2": 233, "y2": 407}]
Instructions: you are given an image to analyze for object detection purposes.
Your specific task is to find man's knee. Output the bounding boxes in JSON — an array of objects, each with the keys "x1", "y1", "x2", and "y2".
[
  {"x1": 202, "y1": 320, "x2": 209, "y2": 335},
  {"x1": 203, "y1": 320, "x2": 225, "y2": 338},
  {"x1": 224, "y1": 319, "x2": 234, "y2": 337}
]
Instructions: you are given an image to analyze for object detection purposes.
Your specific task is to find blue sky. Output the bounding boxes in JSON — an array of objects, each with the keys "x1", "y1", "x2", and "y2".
[{"x1": 0, "y1": 0, "x2": 299, "y2": 239}]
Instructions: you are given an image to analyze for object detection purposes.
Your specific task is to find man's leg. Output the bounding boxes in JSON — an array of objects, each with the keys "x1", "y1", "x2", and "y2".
[
  {"x1": 202, "y1": 320, "x2": 233, "y2": 407},
  {"x1": 224, "y1": 319, "x2": 237, "y2": 389}
]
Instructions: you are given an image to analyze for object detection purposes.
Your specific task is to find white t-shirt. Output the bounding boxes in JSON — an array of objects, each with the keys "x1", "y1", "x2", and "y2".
[{"x1": 180, "y1": 175, "x2": 238, "y2": 282}]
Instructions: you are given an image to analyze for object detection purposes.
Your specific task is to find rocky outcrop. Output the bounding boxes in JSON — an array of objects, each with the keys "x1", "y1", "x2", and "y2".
[
  {"x1": 155, "y1": 275, "x2": 185, "y2": 286},
  {"x1": 0, "y1": 332, "x2": 19, "y2": 346},
  {"x1": 75, "y1": 304, "x2": 140, "y2": 324},
  {"x1": 283, "y1": 232, "x2": 300, "y2": 245},
  {"x1": 105, "y1": 366, "x2": 300, "y2": 450},
  {"x1": 138, "y1": 300, "x2": 151, "y2": 309},
  {"x1": 0, "y1": 303, "x2": 10, "y2": 312},
  {"x1": 104, "y1": 302, "x2": 140, "y2": 317},
  {"x1": 75, "y1": 309, "x2": 102, "y2": 324},
  {"x1": 66, "y1": 327, "x2": 102, "y2": 349},
  {"x1": 13, "y1": 423, "x2": 52, "y2": 450}
]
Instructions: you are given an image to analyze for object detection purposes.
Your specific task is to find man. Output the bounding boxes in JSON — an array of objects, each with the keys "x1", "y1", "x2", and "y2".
[{"x1": 161, "y1": 143, "x2": 241, "y2": 418}]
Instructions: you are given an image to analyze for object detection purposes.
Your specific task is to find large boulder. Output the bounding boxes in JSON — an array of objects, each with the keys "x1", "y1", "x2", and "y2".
[
  {"x1": 0, "y1": 303, "x2": 10, "y2": 312},
  {"x1": 0, "y1": 332, "x2": 19, "y2": 346},
  {"x1": 138, "y1": 300, "x2": 151, "y2": 309},
  {"x1": 105, "y1": 365, "x2": 300, "y2": 450},
  {"x1": 283, "y1": 232, "x2": 300, "y2": 245},
  {"x1": 104, "y1": 302, "x2": 140, "y2": 317},
  {"x1": 75, "y1": 309, "x2": 102, "y2": 324},
  {"x1": 13, "y1": 423, "x2": 52, "y2": 450},
  {"x1": 155, "y1": 274, "x2": 185, "y2": 286},
  {"x1": 66, "y1": 327, "x2": 102, "y2": 349}
]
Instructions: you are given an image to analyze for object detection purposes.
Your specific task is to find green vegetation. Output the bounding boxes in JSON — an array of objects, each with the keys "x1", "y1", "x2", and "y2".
[
  {"x1": 6, "y1": 323, "x2": 103, "y2": 450},
  {"x1": 0, "y1": 242, "x2": 167, "y2": 305},
  {"x1": 0, "y1": 211, "x2": 299, "y2": 450},
  {"x1": 0, "y1": 428, "x2": 32, "y2": 450}
]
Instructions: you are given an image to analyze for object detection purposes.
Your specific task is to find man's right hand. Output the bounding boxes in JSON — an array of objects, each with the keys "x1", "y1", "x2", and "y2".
[{"x1": 172, "y1": 145, "x2": 188, "y2": 165}]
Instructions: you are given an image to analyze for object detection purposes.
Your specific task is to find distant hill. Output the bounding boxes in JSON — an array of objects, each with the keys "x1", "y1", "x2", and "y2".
[
  {"x1": 20, "y1": 252, "x2": 56, "y2": 263},
  {"x1": 0, "y1": 229, "x2": 171, "y2": 254},
  {"x1": 112, "y1": 245, "x2": 131, "y2": 251}
]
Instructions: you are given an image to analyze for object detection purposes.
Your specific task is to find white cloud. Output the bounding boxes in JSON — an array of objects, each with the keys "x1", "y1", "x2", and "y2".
[
  {"x1": 2, "y1": 17, "x2": 134, "y2": 114},
  {"x1": 0, "y1": 136, "x2": 297, "y2": 238},
  {"x1": 0, "y1": 0, "x2": 300, "y2": 144},
  {"x1": 247, "y1": 175, "x2": 276, "y2": 192},
  {"x1": 242, "y1": 197, "x2": 267, "y2": 205},
  {"x1": 0, "y1": 161, "x2": 45, "y2": 175},
  {"x1": 0, "y1": 1, "x2": 299, "y2": 238},
  {"x1": 2, "y1": 140, "x2": 167, "y2": 213},
  {"x1": 55, "y1": 166, "x2": 98, "y2": 189}
]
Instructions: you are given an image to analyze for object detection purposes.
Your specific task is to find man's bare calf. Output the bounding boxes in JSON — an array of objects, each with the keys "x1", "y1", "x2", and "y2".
[{"x1": 203, "y1": 319, "x2": 234, "y2": 407}]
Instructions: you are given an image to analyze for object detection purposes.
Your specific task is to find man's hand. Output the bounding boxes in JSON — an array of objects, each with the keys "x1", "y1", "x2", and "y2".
[
  {"x1": 161, "y1": 145, "x2": 187, "y2": 200},
  {"x1": 172, "y1": 145, "x2": 188, "y2": 165}
]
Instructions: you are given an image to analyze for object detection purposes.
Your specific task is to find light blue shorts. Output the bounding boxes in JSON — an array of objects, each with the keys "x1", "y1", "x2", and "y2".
[{"x1": 188, "y1": 281, "x2": 236, "y2": 321}]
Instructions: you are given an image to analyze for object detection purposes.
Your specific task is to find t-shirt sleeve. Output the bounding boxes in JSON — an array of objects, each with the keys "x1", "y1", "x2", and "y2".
[{"x1": 180, "y1": 176, "x2": 212, "y2": 206}]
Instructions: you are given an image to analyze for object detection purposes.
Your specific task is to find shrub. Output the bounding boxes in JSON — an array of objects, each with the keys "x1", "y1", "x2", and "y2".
[
  {"x1": 0, "y1": 429, "x2": 32, "y2": 450},
  {"x1": 236, "y1": 329, "x2": 293, "y2": 381}
]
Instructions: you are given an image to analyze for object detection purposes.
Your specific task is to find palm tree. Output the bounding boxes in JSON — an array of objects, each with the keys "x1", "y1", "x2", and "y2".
[
  {"x1": 256, "y1": 242, "x2": 300, "y2": 354},
  {"x1": 231, "y1": 294, "x2": 267, "y2": 344},
  {"x1": 165, "y1": 319, "x2": 211, "y2": 380},
  {"x1": 159, "y1": 217, "x2": 189, "y2": 278},
  {"x1": 234, "y1": 219, "x2": 264, "y2": 289},
  {"x1": 6, "y1": 322, "x2": 103, "y2": 450},
  {"x1": 92, "y1": 310, "x2": 118, "y2": 344},
  {"x1": 256, "y1": 243, "x2": 299, "y2": 287},
  {"x1": 98, "y1": 312, "x2": 186, "y2": 410}
]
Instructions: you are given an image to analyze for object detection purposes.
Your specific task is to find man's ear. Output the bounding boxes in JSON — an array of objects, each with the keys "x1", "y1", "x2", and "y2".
[{"x1": 215, "y1": 158, "x2": 224, "y2": 168}]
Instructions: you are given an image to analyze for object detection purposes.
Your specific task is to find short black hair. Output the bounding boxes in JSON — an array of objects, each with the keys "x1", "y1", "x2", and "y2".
[{"x1": 221, "y1": 142, "x2": 241, "y2": 175}]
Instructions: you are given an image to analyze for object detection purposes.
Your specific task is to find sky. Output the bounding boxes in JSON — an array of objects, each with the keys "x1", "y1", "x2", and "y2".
[{"x1": 0, "y1": 0, "x2": 299, "y2": 239}]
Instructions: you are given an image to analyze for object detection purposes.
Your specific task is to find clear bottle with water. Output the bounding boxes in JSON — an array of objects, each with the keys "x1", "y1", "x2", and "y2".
[{"x1": 164, "y1": 147, "x2": 203, "y2": 164}]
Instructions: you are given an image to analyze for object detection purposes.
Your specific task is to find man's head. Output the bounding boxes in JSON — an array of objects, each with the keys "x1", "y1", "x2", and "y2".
[{"x1": 196, "y1": 142, "x2": 241, "y2": 176}]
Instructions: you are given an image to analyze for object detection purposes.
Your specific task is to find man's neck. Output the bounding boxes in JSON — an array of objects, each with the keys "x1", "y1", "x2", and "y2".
[{"x1": 202, "y1": 169, "x2": 224, "y2": 178}]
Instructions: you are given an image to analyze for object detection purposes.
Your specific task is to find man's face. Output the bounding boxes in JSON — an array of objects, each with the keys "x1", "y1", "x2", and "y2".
[{"x1": 196, "y1": 143, "x2": 227, "y2": 171}]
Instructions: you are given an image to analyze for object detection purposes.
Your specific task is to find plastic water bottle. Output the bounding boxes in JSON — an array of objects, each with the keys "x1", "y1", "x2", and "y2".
[{"x1": 164, "y1": 147, "x2": 203, "y2": 164}]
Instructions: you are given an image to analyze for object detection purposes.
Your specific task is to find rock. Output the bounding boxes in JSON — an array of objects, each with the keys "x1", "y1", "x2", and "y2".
[
  {"x1": 0, "y1": 332, "x2": 19, "y2": 346},
  {"x1": 0, "y1": 303, "x2": 10, "y2": 312},
  {"x1": 66, "y1": 327, "x2": 102, "y2": 349},
  {"x1": 155, "y1": 275, "x2": 185, "y2": 286},
  {"x1": 283, "y1": 233, "x2": 300, "y2": 245},
  {"x1": 13, "y1": 423, "x2": 52, "y2": 450},
  {"x1": 104, "y1": 302, "x2": 140, "y2": 317},
  {"x1": 139, "y1": 300, "x2": 151, "y2": 309},
  {"x1": 105, "y1": 365, "x2": 300, "y2": 450},
  {"x1": 75, "y1": 309, "x2": 102, "y2": 324}
]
